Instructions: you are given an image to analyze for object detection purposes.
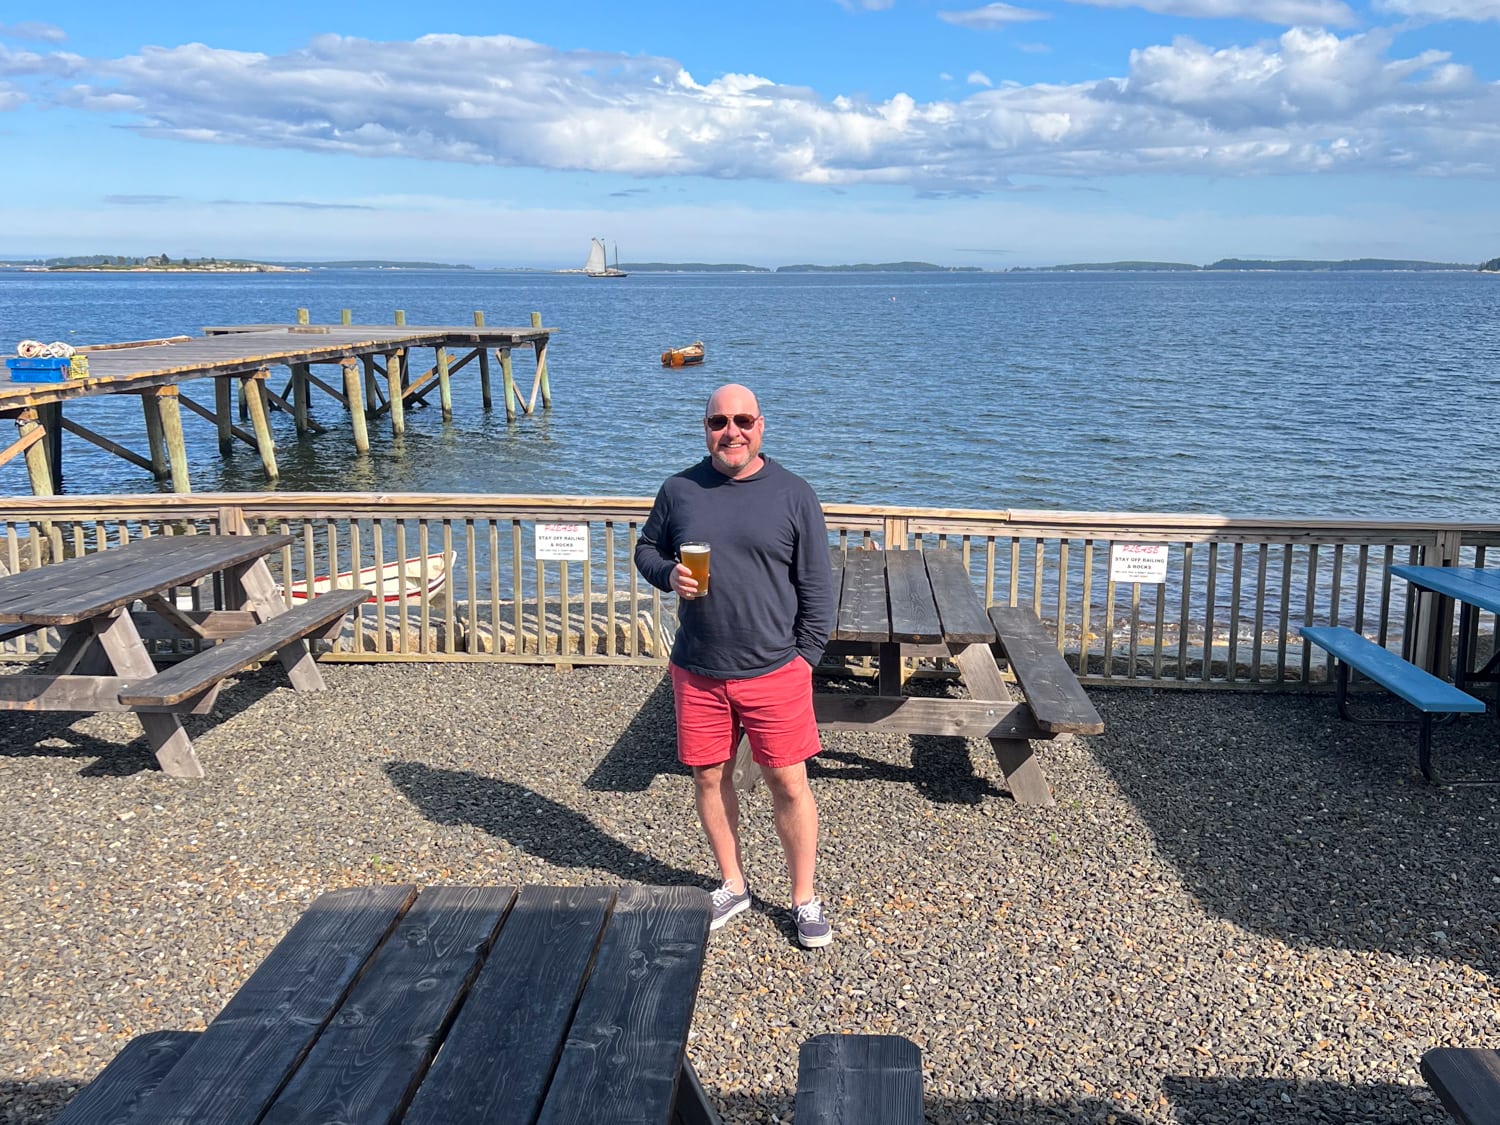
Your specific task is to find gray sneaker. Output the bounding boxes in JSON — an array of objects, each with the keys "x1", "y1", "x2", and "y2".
[
  {"x1": 793, "y1": 897, "x2": 832, "y2": 948},
  {"x1": 709, "y1": 882, "x2": 751, "y2": 930}
]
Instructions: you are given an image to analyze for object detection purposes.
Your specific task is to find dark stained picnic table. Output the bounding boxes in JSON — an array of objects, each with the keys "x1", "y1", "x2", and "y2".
[
  {"x1": 818, "y1": 548, "x2": 1104, "y2": 806},
  {"x1": 0, "y1": 533, "x2": 366, "y2": 777},
  {"x1": 57, "y1": 884, "x2": 719, "y2": 1125}
]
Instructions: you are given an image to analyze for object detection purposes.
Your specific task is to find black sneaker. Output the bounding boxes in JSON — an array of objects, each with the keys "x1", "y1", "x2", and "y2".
[
  {"x1": 793, "y1": 897, "x2": 832, "y2": 948},
  {"x1": 709, "y1": 882, "x2": 751, "y2": 930}
]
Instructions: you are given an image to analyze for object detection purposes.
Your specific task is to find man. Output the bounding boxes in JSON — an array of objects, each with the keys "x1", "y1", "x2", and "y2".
[{"x1": 634, "y1": 384, "x2": 837, "y2": 948}]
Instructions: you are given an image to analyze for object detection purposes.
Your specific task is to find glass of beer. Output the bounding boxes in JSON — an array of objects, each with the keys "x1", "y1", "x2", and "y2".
[{"x1": 679, "y1": 541, "x2": 710, "y2": 598}]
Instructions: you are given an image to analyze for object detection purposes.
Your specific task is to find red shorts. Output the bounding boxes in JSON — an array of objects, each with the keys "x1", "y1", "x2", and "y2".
[{"x1": 670, "y1": 657, "x2": 822, "y2": 770}]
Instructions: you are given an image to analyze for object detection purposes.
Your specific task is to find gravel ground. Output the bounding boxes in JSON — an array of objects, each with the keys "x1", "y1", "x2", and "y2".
[{"x1": 2, "y1": 662, "x2": 1498, "y2": 1124}]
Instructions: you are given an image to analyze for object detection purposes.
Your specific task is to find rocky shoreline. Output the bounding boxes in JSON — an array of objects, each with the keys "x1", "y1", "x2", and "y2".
[{"x1": 2, "y1": 662, "x2": 1497, "y2": 1123}]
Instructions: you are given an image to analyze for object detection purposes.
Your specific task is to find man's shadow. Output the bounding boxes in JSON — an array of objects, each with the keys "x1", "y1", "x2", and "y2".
[
  {"x1": 385, "y1": 760, "x2": 704, "y2": 888},
  {"x1": 583, "y1": 673, "x2": 686, "y2": 792}
]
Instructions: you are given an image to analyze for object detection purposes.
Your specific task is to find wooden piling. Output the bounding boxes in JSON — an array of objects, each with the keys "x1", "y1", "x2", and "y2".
[
  {"x1": 16, "y1": 409, "x2": 55, "y2": 497},
  {"x1": 530, "y1": 312, "x2": 552, "y2": 411},
  {"x1": 436, "y1": 346, "x2": 453, "y2": 421},
  {"x1": 296, "y1": 308, "x2": 310, "y2": 325},
  {"x1": 342, "y1": 359, "x2": 370, "y2": 453},
  {"x1": 39, "y1": 403, "x2": 63, "y2": 491},
  {"x1": 152, "y1": 387, "x2": 191, "y2": 492},
  {"x1": 501, "y1": 348, "x2": 518, "y2": 420},
  {"x1": 474, "y1": 312, "x2": 493, "y2": 410},
  {"x1": 341, "y1": 308, "x2": 352, "y2": 326},
  {"x1": 394, "y1": 310, "x2": 406, "y2": 326},
  {"x1": 386, "y1": 350, "x2": 406, "y2": 436},
  {"x1": 214, "y1": 377, "x2": 233, "y2": 454},
  {"x1": 242, "y1": 367, "x2": 279, "y2": 479},
  {"x1": 292, "y1": 363, "x2": 311, "y2": 434},
  {"x1": 142, "y1": 393, "x2": 169, "y2": 479}
]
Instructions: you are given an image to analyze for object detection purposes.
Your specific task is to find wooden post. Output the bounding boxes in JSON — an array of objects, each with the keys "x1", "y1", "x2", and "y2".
[
  {"x1": 500, "y1": 347, "x2": 518, "y2": 420},
  {"x1": 291, "y1": 363, "x2": 310, "y2": 434},
  {"x1": 296, "y1": 308, "x2": 310, "y2": 325},
  {"x1": 141, "y1": 392, "x2": 169, "y2": 479},
  {"x1": 242, "y1": 367, "x2": 279, "y2": 479},
  {"x1": 15, "y1": 409, "x2": 55, "y2": 497},
  {"x1": 436, "y1": 346, "x2": 453, "y2": 421},
  {"x1": 362, "y1": 356, "x2": 379, "y2": 412},
  {"x1": 394, "y1": 310, "x2": 406, "y2": 326},
  {"x1": 342, "y1": 359, "x2": 369, "y2": 453},
  {"x1": 475, "y1": 312, "x2": 492, "y2": 410},
  {"x1": 386, "y1": 350, "x2": 406, "y2": 436},
  {"x1": 341, "y1": 308, "x2": 352, "y2": 326},
  {"x1": 530, "y1": 311, "x2": 551, "y2": 410},
  {"x1": 214, "y1": 377, "x2": 234, "y2": 454},
  {"x1": 154, "y1": 386, "x2": 191, "y2": 493},
  {"x1": 39, "y1": 402, "x2": 63, "y2": 492}
]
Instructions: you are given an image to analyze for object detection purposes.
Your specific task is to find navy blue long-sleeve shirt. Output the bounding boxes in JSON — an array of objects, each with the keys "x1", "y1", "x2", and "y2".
[{"x1": 634, "y1": 455, "x2": 835, "y2": 678}]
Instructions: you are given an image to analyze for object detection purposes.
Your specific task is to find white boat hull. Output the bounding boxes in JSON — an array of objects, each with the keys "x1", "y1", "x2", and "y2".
[{"x1": 284, "y1": 553, "x2": 450, "y2": 604}]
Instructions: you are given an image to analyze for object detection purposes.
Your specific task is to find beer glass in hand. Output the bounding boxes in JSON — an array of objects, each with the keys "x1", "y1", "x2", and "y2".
[{"x1": 679, "y1": 541, "x2": 710, "y2": 598}]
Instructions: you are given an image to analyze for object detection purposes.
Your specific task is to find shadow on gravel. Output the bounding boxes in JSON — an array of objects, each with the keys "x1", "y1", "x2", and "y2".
[
  {"x1": 1085, "y1": 688, "x2": 1500, "y2": 973},
  {"x1": 703, "y1": 1075, "x2": 1431, "y2": 1124},
  {"x1": 0, "y1": 664, "x2": 313, "y2": 778},
  {"x1": 385, "y1": 760, "x2": 704, "y2": 888},
  {"x1": 0, "y1": 1078, "x2": 81, "y2": 1125},
  {"x1": 812, "y1": 735, "x2": 1005, "y2": 805},
  {"x1": 584, "y1": 673, "x2": 683, "y2": 793}
]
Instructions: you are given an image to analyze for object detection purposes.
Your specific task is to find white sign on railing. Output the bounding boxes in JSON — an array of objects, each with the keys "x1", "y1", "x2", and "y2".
[
  {"x1": 1109, "y1": 542, "x2": 1170, "y2": 584},
  {"x1": 535, "y1": 522, "x2": 590, "y2": 561}
]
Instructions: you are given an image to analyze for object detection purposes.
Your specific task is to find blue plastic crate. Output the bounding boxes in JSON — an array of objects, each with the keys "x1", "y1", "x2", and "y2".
[{"x1": 5, "y1": 357, "x2": 72, "y2": 382}]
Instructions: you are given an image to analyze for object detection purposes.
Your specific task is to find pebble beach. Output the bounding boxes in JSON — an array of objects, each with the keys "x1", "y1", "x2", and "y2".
[{"x1": 3, "y1": 661, "x2": 1499, "y2": 1124}]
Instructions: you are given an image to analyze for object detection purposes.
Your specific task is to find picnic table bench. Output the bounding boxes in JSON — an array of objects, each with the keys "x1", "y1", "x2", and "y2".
[
  {"x1": 1300, "y1": 623, "x2": 1486, "y2": 782},
  {"x1": 819, "y1": 548, "x2": 1103, "y2": 806},
  {"x1": 55, "y1": 884, "x2": 720, "y2": 1125},
  {"x1": 0, "y1": 534, "x2": 368, "y2": 777},
  {"x1": 1421, "y1": 1047, "x2": 1500, "y2": 1125}
]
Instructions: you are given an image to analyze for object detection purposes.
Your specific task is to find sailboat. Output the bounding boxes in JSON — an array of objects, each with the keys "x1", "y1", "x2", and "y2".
[{"x1": 583, "y1": 237, "x2": 627, "y2": 278}]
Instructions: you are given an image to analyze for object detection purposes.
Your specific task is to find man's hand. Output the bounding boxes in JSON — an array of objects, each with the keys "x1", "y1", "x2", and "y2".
[{"x1": 671, "y1": 562, "x2": 702, "y2": 599}]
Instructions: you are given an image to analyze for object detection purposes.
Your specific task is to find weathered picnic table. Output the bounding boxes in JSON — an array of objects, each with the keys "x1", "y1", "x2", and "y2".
[
  {"x1": 0, "y1": 533, "x2": 368, "y2": 777},
  {"x1": 55, "y1": 884, "x2": 720, "y2": 1125},
  {"x1": 817, "y1": 548, "x2": 1103, "y2": 806}
]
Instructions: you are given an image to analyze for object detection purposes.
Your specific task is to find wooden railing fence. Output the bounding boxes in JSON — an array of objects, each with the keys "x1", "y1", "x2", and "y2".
[{"x1": 3, "y1": 494, "x2": 1497, "y2": 688}]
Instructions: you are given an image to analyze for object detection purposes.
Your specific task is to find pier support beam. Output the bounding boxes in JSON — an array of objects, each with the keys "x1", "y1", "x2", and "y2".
[
  {"x1": 436, "y1": 346, "x2": 453, "y2": 421},
  {"x1": 153, "y1": 386, "x2": 191, "y2": 493},
  {"x1": 141, "y1": 393, "x2": 169, "y2": 480},
  {"x1": 342, "y1": 359, "x2": 370, "y2": 454},
  {"x1": 474, "y1": 312, "x2": 493, "y2": 410},
  {"x1": 386, "y1": 350, "x2": 406, "y2": 437},
  {"x1": 501, "y1": 348, "x2": 518, "y2": 421},
  {"x1": 15, "y1": 409, "x2": 55, "y2": 497},
  {"x1": 214, "y1": 377, "x2": 234, "y2": 454},
  {"x1": 291, "y1": 363, "x2": 310, "y2": 434},
  {"x1": 530, "y1": 312, "x2": 552, "y2": 411},
  {"x1": 241, "y1": 367, "x2": 279, "y2": 480}
]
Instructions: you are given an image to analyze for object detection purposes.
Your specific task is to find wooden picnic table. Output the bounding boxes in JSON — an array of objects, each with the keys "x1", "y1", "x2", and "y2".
[
  {"x1": 0, "y1": 533, "x2": 367, "y2": 778},
  {"x1": 57, "y1": 884, "x2": 720, "y2": 1125},
  {"x1": 817, "y1": 548, "x2": 1103, "y2": 806}
]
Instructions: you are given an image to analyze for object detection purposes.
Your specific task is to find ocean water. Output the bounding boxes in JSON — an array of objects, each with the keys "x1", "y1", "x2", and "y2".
[{"x1": 1, "y1": 268, "x2": 1497, "y2": 521}]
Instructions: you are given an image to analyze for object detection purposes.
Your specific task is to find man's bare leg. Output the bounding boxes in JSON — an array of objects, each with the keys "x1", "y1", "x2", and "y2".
[
  {"x1": 693, "y1": 762, "x2": 746, "y2": 891},
  {"x1": 761, "y1": 760, "x2": 818, "y2": 905}
]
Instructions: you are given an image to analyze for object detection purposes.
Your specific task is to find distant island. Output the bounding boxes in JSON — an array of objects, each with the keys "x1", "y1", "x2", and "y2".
[
  {"x1": 1017, "y1": 257, "x2": 1479, "y2": 272},
  {"x1": 776, "y1": 262, "x2": 983, "y2": 273},
  {"x1": 1482, "y1": 257, "x2": 1500, "y2": 272}
]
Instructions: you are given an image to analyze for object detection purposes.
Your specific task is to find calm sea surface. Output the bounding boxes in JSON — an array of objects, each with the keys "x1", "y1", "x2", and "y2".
[{"x1": 1, "y1": 268, "x2": 1496, "y2": 521}]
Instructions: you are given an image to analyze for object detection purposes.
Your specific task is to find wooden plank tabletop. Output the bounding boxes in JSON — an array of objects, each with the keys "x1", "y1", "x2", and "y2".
[
  {"x1": 122, "y1": 884, "x2": 712, "y2": 1125},
  {"x1": 0, "y1": 534, "x2": 292, "y2": 625}
]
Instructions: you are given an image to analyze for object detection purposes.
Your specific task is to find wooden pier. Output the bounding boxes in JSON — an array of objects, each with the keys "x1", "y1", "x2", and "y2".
[{"x1": 0, "y1": 311, "x2": 554, "y2": 496}]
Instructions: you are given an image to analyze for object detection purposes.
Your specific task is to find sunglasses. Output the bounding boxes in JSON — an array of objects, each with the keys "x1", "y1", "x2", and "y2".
[{"x1": 704, "y1": 413, "x2": 761, "y2": 431}]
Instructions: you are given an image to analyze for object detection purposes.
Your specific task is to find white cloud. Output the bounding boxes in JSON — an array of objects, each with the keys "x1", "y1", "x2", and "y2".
[
  {"x1": 968, "y1": 71, "x2": 995, "y2": 86},
  {"x1": 1374, "y1": 0, "x2": 1500, "y2": 19},
  {"x1": 11, "y1": 28, "x2": 1500, "y2": 189},
  {"x1": 938, "y1": 4, "x2": 1051, "y2": 28},
  {"x1": 0, "y1": 22, "x2": 66, "y2": 43},
  {"x1": 1062, "y1": 0, "x2": 1357, "y2": 23}
]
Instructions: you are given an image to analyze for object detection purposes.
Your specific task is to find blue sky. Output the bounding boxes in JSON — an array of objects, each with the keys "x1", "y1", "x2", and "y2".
[{"x1": 2, "y1": 0, "x2": 1498, "y2": 268}]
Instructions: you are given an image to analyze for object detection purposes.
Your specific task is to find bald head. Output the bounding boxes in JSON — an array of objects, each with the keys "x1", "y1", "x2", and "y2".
[{"x1": 702, "y1": 383, "x2": 765, "y2": 480}]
